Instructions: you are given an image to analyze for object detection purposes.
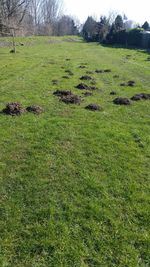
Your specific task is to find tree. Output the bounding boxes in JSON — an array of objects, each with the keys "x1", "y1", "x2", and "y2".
[
  {"x1": 97, "y1": 16, "x2": 109, "y2": 42},
  {"x1": 56, "y1": 15, "x2": 78, "y2": 36},
  {"x1": 0, "y1": 0, "x2": 30, "y2": 51},
  {"x1": 142, "y1": 21, "x2": 149, "y2": 31},
  {"x1": 29, "y1": 0, "x2": 63, "y2": 35},
  {"x1": 114, "y1": 15, "x2": 124, "y2": 31},
  {"x1": 82, "y1": 16, "x2": 97, "y2": 41}
]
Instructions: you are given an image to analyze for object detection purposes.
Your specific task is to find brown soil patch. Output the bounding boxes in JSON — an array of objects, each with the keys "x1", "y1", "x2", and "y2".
[
  {"x1": 60, "y1": 94, "x2": 82, "y2": 104},
  {"x1": 2, "y1": 102, "x2": 25, "y2": 115},
  {"x1": 10, "y1": 49, "x2": 15, "y2": 53},
  {"x1": 26, "y1": 105, "x2": 43, "y2": 114},
  {"x1": 52, "y1": 79, "x2": 59, "y2": 85},
  {"x1": 53, "y1": 90, "x2": 72, "y2": 96},
  {"x1": 80, "y1": 75, "x2": 93, "y2": 81},
  {"x1": 85, "y1": 104, "x2": 101, "y2": 111},
  {"x1": 131, "y1": 93, "x2": 150, "y2": 101},
  {"x1": 120, "y1": 83, "x2": 126, "y2": 86},
  {"x1": 128, "y1": 80, "x2": 135, "y2": 87},
  {"x1": 104, "y1": 69, "x2": 111, "y2": 73},
  {"x1": 95, "y1": 69, "x2": 103, "y2": 73},
  {"x1": 113, "y1": 97, "x2": 132, "y2": 105},
  {"x1": 79, "y1": 65, "x2": 86, "y2": 68},
  {"x1": 76, "y1": 83, "x2": 96, "y2": 90},
  {"x1": 62, "y1": 76, "x2": 69, "y2": 79},
  {"x1": 110, "y1": 91, "x2": 117, "y2": 95},
  {"x1": 65, "y1": 70, "x2": 74, "y2": 76}
]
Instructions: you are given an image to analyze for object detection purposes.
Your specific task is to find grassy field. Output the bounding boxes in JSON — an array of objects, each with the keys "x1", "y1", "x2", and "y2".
[{"x1": 0, "y1": 36, "x2": 150, "y2": 267}]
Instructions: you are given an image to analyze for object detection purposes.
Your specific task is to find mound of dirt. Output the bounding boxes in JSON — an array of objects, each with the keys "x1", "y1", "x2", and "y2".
[
  {"x1": 104, "y1": 69, "x2": 111, "y2": 73},
  {"x1": 80, "y1": 75, "x2": 93, "y2": 81},
  {"x1": 2, "y1": 102, "x2": 25, "y2": 115},
  {"x1": 83, "y1": 92, "x2": 93, "y2": 96},
  {"x1": 62, "y1": 76, "x2": 69, "y2": 79},
  {"x1": 53, "y1": 90, "x2": 72, "y2": 96},
  {"x1": 26, "y1": 105, "x2": 43, "y2": 114},
  {"x1": 79, "y1": 65, "x2": 86, "y2": 68},
  {"x1": 120, "y1": 83, "x2": 126, "y2": 86},
  {"x1": 10, "y1": 49, "x2": 15, "y2": 53},
  {"x1": 95, "y1": 69, "x2": 103, "y2": 73},
  {"x1": 65, "y1": 70, "x2": 74, "y2": 76},
  {"x1": 128, "y1": 80, "x2": 135, "y2": 87},
  {"x1": 52, "y1": 79, "x2": 59, "y2": 85},
  {"x1": 113, "y1": 97, "x2": 132, "y2": 105},
  {"x1": 76, "y1": 83, "x2": 89, "y2": 90},
  {"x1": 110, "y1": 91, "x2": 117, "y2": 95},
  {"x1": 76, "y1": 83, "x2": 96, "y2": 90},
  {"x1": 60, "y1": 94, "x2": 81, "y2": 104},
  {"x1": 85, "y1": 104, "x2": 101, "y2": 111},
  {"x1": 131, "y1": 93, "x2": 150, "y2": 101}
]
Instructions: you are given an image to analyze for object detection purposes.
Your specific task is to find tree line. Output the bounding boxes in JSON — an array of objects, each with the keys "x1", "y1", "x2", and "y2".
[
  {"x1": 82, "y1": 15, "x2": 150, "y2": 48},
  {"x1": 0, "y1": 0, "x2": 79, "y2": 36}
]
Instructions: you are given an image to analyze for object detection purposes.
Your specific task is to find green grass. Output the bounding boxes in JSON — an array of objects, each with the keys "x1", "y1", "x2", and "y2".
[{"x1": 0, "y1": 36, "x2": 150, "y2": 267}]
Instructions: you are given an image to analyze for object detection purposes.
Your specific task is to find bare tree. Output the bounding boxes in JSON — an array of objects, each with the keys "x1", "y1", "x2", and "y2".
[
  {"x1": 0, "y1": 0, "x2": 30, "y2": 51},
  {"x1": 28, "y1": 0, "x2": 63, "y2": 34}
]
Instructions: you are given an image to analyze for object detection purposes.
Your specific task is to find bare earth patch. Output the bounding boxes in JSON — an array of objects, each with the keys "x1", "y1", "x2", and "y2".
[
  {"x1": 76, "y1": 83, "x2": 96, "y2": 90},
  {"x1": 128, "y1": 80, "x2": 135, "y2": 87},
  {"x1": 53, "y1": 90, "x2": 72, "y2": 96},
  {"x1": 110, "y1": 91, "x2": 117, "y2": 95},
  {"x1": 80, "y1": 75, "x2": 93, "y2": 81},
  {"x1": 131, "y1": 93, "x2": 150, "y2": 101},
  {"x1": 26, "y1": 105, "x2": 43, "y2": 114},
  {"x1": 85, "y1": 104, "x2": 102, "y2": 111},
  {"x1": 113, "y1": 97, "x2": 132, "y2": 105},
  {"x1": 60, "y1": 94, "x2": 82, "y2": 104},
  {"x1": 2, "y1": 102, "x2": 25, "y2": 116},
  {"x1": 62, "y1": 76, "x2": 70, "y2": 79},
  {"x1": 65, "y1": 70, "x2": 74, "y2": 76},
  {"x1": 95, "y1": 69, "x2": 104, "y2": 73}
]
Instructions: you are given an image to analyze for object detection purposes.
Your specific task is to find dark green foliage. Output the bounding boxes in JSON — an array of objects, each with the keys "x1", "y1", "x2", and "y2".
[
  {"x1": 56, "y1": 16, "x2": 78, "y2": 36},
  {"x1": 114, "y1": 15, "x2": 124, "y2": 31},
  {"x1": 142, "y1": 21, "x2": 150, "y2": 31},
  {"x1": 82, "y1": 16, "x2": 98, "y2": 41},
  {"x1": 106, "y1": 28, "x2": 146, "y2": 48},
  {"x1": 82, "y1": 14, "x2": 150, "y2": 49},
  {"x1": 127, "y1": 28, "x2": 143, "y2": 46},
  {"x1": 97, "y1": 16, "x2": 110, "y2": 42}
]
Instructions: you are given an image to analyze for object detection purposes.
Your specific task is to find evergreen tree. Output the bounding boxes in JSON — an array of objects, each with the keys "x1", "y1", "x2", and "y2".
[{"x1": 142, "y1": 21, "x2": 149, "y2": 31}]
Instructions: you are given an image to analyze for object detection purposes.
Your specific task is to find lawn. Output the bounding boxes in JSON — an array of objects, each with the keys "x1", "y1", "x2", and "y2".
[{"x1": 0, "y1": 36, "x2": 150, "y2": 267}]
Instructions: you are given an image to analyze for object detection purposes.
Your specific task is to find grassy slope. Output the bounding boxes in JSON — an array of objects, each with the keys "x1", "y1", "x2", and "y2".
[{"x1": 0, "y1": 36, "x2": 150, "y2": 267}]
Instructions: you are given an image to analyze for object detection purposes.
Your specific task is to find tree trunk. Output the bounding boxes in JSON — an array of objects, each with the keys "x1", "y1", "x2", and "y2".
[{"x1": 12, "y1": 29, "x2": 16, "y2": 53}]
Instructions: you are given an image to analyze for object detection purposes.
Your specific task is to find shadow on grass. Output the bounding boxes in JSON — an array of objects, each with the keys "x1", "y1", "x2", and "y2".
[{"x1": 101, "y1": 43, "x2": 150, "y2": 55}]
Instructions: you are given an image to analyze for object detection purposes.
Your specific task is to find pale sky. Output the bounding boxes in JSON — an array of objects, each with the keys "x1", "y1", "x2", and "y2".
[{"x1": 64, "y1": 0, "x2": 150, "y2": 24}]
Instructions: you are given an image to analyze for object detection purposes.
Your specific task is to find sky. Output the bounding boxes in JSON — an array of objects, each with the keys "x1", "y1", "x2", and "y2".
[{"x1": 64, "y1": 0, "x2": 150, "y2": 24}]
